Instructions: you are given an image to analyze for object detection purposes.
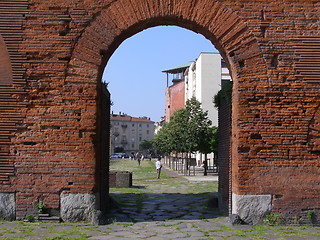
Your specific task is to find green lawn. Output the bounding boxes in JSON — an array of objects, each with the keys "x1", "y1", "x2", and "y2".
[{"x1": 109, "y1": 158, "x2": 218, "y2": 195}]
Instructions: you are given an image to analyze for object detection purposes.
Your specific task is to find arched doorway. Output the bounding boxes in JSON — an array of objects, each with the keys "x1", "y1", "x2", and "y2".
[
  {"x1": 65, "y1": 0, "x2": 267, "y2": 223},
  {"x1": 3, "y1": 0, "x2": 318, "y2": 224}
]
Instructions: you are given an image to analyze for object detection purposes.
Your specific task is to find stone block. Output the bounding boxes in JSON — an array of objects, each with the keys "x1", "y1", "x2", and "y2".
[
  {"x1": 60, "y1": 193, "x2": 96, "y2": 222},
  {"x1": 232, "y1": 193, "x2": 272, "y2": 225},
  {"x1": 109, "y1": 171, "x2": 132, "y2": 188},
  {"x1": 0, "y1": 193, "x2": 15, "y2": 220}
]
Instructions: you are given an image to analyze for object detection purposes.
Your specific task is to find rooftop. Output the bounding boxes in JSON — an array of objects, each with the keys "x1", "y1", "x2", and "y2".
[
  {"x1": 162, "y1": 62, "x2": 192, "y2": 74},
  {"x1": 110, "y1": 114, "x2": 154, "y2": 123}
]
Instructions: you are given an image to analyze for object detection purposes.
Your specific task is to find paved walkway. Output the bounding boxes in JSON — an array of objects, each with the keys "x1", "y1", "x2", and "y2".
[{"x1": 161, "y1": 164, "x2": 219, "y2": 182}]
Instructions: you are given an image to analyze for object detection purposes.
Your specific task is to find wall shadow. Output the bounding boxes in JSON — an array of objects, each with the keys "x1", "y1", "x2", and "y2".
[{"x1": 107, "y1": 192, "x2": 223, "y2": 223}]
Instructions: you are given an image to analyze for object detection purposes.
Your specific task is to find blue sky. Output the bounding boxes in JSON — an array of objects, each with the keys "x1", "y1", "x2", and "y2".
[{"x1": 102, "y1": 26, "x2": 217, "y2": 123}]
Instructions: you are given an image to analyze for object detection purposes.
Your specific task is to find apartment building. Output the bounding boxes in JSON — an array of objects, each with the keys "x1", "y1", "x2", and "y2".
[
  {"x1": 110, "y1": 113, "x2": 155, "y2": 154},
  {"x1": 185, "y1": 52, "x2": 231, "y2": 126},
  {"x1": 163, "y1": 52, "x2": 231, "y2": 165},
  {"x1": 185, "y1": 53, "x2": 231, "y2": 165}
]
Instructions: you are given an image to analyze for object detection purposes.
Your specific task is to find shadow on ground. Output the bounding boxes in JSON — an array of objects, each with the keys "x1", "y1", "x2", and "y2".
[{"x1": 107, "y1": 192, "x2": 223, "y2": 223}]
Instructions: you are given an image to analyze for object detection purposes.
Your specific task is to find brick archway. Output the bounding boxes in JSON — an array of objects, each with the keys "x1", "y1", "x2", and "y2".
[
  {"x1": 0, "y1": 0, "x2": 319, "y2": 224},
  {"x1": 67, "y1": 0, "x2": 268, "y2": 222}
]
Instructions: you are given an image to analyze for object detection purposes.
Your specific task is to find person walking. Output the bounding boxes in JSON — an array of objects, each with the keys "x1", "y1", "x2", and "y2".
[
  {"x1": 202, "y1": 159, "x2": 208, "y2": 176},
  {"x1": 156, "y1": 156, "x2": 162, "y2": 179},
  {"x1": 136, "y1": 152, "x2": 141, "y2": 166}
]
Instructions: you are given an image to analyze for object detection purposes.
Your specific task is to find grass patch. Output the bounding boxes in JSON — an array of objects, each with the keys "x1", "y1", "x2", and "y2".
[
  {"x1": 113, "y1": 222, "x2": 134, "y2": 227},
  {"x1": 110, "y1": 158, "x2": 218, "y2": 195}
]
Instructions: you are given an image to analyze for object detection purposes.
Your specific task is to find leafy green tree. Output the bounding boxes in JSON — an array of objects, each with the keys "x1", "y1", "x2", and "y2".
[
  {"x1": 168, "y1": 109, "x2": 189, "y2": 153},
  {"x1": 185, "y1": 97, "x2": 212, "y2": 155},
  {"x1": 139, "y1": 139, "x2": 153, "y2": 151},
  {"x1": 209, "y1": 126, "x2": 219, "y2": 154},
  {"x1": 153, "y1": 97, "x2": 216, "y2": 158},
  {"x1": 114, "y1": 147, "x2": 124, "y2": 153},
  {"x1": 152, "y1": 123, "x2": 173, "y2": 155}
]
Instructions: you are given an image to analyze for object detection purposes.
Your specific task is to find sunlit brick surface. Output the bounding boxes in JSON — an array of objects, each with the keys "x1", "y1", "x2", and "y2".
[{"x1": 0, "y1": 0, "x2": 319, "y2": 221}]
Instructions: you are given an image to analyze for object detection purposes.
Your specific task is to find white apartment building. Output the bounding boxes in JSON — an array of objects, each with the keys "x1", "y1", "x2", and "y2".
[
  {"x1": 110, "y1": 113, "x2": 155, "y2": 154},
  {"x1": 184, "y1": 52, "x2": 232, "y2": 165},
  {"x1": 185, "y1": 52, "x2": 231, "y2": 126}
]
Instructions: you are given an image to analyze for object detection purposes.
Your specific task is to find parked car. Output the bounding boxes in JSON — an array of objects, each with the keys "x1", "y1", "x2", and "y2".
[
  {"x1": 121, "y1": 153, "x2": 130, "y2": 158},
  {"x1": 110, "y1": 153, "x2": 122, "y2": 159},
  {"x1": 110, "y1": 153, "x2": 130, "y2": 159}
]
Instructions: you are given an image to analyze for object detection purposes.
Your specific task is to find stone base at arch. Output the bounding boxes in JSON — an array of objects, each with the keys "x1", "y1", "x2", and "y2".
[
  {"x1": 232, "y1": 193, "x2": 272, "y2": 225},
  {"x1": 60, "y1": 193, "x2": 98, "y2": 223},
  {"x1": 0, "y1": 193, "x2": 15, "y2": 220}
]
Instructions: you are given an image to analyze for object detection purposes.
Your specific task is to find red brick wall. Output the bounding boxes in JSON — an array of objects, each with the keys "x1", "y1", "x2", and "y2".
[
  {"x1": 0, "y1": 0, "x2": 318, "y2": 222},
  {"x1": 165, "y1": 81, "x2": 185, "y2": 122},
  {"x1": 217, "y1": 83, "x2": 232, "y2": 215}
]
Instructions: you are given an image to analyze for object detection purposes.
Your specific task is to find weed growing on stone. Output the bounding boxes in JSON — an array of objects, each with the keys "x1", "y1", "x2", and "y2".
[
  {"x1": 307, "y1": 210, "x2": 315, "y2": 224},
  {"x1": 263, "y1": 212, "x2": 281, "y2": 226}
]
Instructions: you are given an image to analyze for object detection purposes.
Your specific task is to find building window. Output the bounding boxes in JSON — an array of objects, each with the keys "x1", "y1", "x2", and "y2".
[
  {"x1": 146, "y1": 130, "x2": 149, "y2": 134},
  {"x1": 139, "y1": 123, "x2": 142, "y2": 127},
  {"x1": 139, "y1": 137, "x2": 142, "y2": 141},
  {"x1": 132, "y1": 123, "x2": 135, "y2": 127}
]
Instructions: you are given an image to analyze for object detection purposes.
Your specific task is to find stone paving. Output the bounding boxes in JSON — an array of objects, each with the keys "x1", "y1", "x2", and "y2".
[{"x1": 0, "y1": 165, "x2": 319, "y2": 239}]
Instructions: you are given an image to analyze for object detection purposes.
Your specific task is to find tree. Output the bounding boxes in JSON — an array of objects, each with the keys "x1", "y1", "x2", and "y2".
[
  {"x1": 114, "y1": 147, "x2": 124, "y2": 153},
  {"x1": 185, "y1": 97, "x2": 212, "y2": 155},
  {"x1": 153, "y1": 97, "x2": 214, "y2": 157},
  {"x1": 168, "y1": 108, "x2": 190, "y2": 153},
  {"x1": 209, "y1": 126, "x2": 218, "y2": 154},
  {"x1": 139, "y1": 139, "x2": 153, "y2": 151},
  {"x1": 152, "y1": 122, "x2": 173, "y2": 155}
]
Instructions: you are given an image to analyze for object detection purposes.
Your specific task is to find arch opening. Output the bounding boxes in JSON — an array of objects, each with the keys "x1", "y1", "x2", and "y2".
[
  {"x1": 96, "y1": 23, "x2": 238, "y2": 221},
  {"x1": 63, "y1": 0, "x2": 269, "y2": 224}
]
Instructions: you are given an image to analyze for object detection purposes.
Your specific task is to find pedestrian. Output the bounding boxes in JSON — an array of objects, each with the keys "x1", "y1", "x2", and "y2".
[
  {"x1": 137, "y1": 152, "x2": 141, "y2": 166},
  {"x1": 202, "y1": 159, "x2": 208, "y2": 176},
  {"x1": 156, "y1": 156, "x2": 162, "y2": 179}
]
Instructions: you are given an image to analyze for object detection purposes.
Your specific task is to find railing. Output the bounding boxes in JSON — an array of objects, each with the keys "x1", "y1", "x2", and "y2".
[
  {"x1": 162, "y1": 155, "x2": 218, "y2": 176},
  {"x1": 163, "y1": 156, "x2": 197, "y2": 176}
]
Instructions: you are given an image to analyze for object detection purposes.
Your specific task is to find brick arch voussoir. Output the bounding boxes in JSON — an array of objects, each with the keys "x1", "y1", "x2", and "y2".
[{"x1": 68, "y1": 0, "x2": 267, "y2": 86}]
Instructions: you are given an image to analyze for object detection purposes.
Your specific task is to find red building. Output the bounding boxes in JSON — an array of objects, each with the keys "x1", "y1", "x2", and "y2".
[{"x1": 162, "y1": 62, "x2": 191, "y2": 122}]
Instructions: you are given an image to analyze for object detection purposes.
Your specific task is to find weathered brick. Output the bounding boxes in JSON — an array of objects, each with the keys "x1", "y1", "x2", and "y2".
[{"x1": 0, "y1": 0, "x2": 318, "y2": 223}]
